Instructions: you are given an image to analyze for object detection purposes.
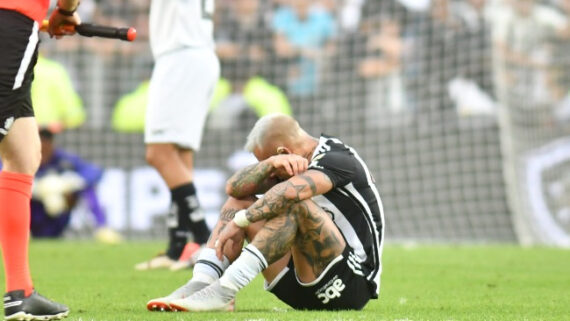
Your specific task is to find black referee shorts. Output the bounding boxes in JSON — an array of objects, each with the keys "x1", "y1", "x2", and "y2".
[
  {"x1": 267, "y1": 246, "x2": 373, "y2": 310},
  {"x1": 0, "y1": 9, "x2": 39, "y2": 142}
]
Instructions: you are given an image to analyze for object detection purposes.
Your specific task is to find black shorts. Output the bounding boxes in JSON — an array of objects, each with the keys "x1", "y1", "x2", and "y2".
[
  {"x1": 0, "y1": 9, "x2": 38, "y2": 142},
  {"x1": 267, "y1": 246, "x2": 374, "y2": 310}
]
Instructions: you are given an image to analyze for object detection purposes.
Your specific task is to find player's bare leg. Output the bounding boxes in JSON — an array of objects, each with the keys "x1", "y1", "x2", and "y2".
[
  {"x1": 169, "y1": 199, "x2": 346, "y2": 311},
  {"x1": 136, "y1": 143, "x2": 210, "y2": 271},
  {"x1": 146, "y1": 143, "x2": 192, "y2": 188},
  {"x1": 178, "y1": 149, "x2": 194, "y2": 181},
  {"x1": 255, "y1": 200, "x2": 345, "y2": 284},
  {"x1": 0, "y1": 117, "x2": 41, "y2": 175},
  {"x1": 1, "y1": 118, "x2": 69, "y2": 320}
]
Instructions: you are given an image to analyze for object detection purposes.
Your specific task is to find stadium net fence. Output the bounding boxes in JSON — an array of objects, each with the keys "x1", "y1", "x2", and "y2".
[{"x1": 37, "y1": 0, "x2": 570, "y2": 245}]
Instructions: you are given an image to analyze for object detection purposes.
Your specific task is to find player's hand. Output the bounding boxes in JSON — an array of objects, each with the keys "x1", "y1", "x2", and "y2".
[
  {"x1": 266, "y1": 154, "x2": 308, "y2": 178},
  {"x1": 215, "y1": 221, "x2": 244, "y2": 260},
  {"x1": 47, "y1": 9, "x2": 81, "y2": 38}
]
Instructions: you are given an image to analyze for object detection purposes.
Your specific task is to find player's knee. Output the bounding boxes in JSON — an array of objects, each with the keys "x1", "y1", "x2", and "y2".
[
  {"x1": 288, "y1": 200, "x2": 312, "y2": 219},
  {"x1": 145, "y1": 144, "x2": 176, "y2": 167},
  {"x1": 144, "y1": 150, "x2": 156, "y2": 167},
  {"x1": 25, "y1": 148, "x2": 41, "y2": 174},
  {"x1": 1, "y1": 146, "x2": 40, "y2": 175},
  {"x1": 2, "y1": 160, "x2": 39, "y2": 176},
  {"x1": 144, "y1": 147, "x2": 161, "y2": 166}
]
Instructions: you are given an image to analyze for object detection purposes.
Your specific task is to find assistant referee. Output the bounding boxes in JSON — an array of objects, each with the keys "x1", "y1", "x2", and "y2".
[{"x1": 0, "y1": 1, "x2": 81, "y2": 320}]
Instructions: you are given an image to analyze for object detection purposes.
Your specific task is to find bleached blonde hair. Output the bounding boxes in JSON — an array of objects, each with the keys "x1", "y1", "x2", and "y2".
[{"x1": 245, "y1": 114, "x2": 302, "y2": 152}]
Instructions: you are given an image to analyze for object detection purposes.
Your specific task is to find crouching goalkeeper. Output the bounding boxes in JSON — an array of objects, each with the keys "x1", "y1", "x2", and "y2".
[{"x1": 1, "y1": 127, "x2": 121, "y2": 243}]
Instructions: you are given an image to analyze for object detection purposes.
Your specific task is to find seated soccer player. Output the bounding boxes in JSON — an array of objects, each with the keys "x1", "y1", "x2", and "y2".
[{"x1": 146, "y1": 114, "x2": 385, "y2": 311}]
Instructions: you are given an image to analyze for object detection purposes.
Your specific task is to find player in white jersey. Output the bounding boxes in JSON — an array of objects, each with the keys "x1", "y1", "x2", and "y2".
[
  {"x1": 149, "y1": 0, "x2": 215, "y2": 57},
  {"x1": 136, "y1": 0, "x2": 219, "y2": 271}
]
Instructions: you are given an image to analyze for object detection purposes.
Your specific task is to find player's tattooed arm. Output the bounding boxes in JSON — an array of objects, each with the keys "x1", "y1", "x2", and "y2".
[
  {"x1": 245, "y1": 170, "x2": 333, "y2": 223},
  {"x1": 227, "y1": 154, "x2": 309, "y2": 199},
  {"x1": 209, "y1": 207, "x2": 246, "y2": 260},
  {"x1": 226, "y1": 162, "x2": 279, "y2": 199},
  {"x1": 205, "y1": 207, "x2": 239, "y2": 244}
]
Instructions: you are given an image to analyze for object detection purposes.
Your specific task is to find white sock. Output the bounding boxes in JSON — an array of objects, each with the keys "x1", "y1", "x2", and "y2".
[
  {"x1": 191, "y1": 248, "x2": 230, "y2": 284},
  {"x1": 219, "y1": 244, "x2": 268, "y2": 291}
]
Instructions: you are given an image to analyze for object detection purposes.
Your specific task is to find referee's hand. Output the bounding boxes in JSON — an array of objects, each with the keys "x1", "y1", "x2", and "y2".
[{"x1": 47, "y1": 9, "x2": 81, "y2": 38}]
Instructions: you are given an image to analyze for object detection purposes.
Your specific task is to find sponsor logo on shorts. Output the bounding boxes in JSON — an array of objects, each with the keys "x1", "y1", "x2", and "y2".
[{"x1": 315, "y1": 275, "x2": 346, "y2": 304}]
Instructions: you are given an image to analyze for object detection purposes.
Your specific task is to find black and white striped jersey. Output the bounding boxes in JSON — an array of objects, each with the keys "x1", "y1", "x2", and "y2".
[{"x1": 309, "y1": 134, "x2": 385, "y2": 298}]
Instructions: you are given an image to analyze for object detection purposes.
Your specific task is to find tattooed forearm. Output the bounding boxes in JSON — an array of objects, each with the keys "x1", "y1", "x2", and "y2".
[
  {"x1": 215, "y1": 208, "x2": 240, "y2": 241},
  {"x1": 220, "y1": 208, "x2": 239, "y2": 222},
  {"x1": 207, "y1": 209, "x2": 238, "y2": 243},
  {"x1": 226, "y1": 162, "x2": 275, "y2": 198},
  {"x1": 245, "y1": 178, "x2": 316, "y2": 223},
  {"x1": 298, "y1": 174, "x2": 317, "y2": 195},
  {"x1": 246, "y1": 182, "x2": 294, "y2": 223}
]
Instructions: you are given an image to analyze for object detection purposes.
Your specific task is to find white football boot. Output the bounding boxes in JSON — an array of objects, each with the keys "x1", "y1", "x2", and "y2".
[
  {"x1": 169, "y1": 281, "x2": 236, "y2": 312},
  {"x1": 146, "y1": 281, "x2": 210, "y2": 312}
]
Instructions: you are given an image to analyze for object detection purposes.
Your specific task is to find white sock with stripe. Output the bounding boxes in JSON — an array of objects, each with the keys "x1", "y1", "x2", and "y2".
[
  {"x1": 191, "y1": 248, "x2": 230, "y2": 284},
  {"x1": 219, "y1": 244, "x2": 268, "y2": 291}
]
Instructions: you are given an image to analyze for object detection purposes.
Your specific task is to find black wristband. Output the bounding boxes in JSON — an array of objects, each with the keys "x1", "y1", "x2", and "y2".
[
  {"x1": 57, "y1": 1, "x2": 80, "y2": 16},
  {"x1": 57, "y1": 6, "x2": 76, "y2": 16}
]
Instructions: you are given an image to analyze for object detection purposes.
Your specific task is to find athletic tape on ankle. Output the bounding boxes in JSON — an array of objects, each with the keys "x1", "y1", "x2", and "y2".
[{"x1": 233, "y1": 209, "x2": 250, "y2": 228}]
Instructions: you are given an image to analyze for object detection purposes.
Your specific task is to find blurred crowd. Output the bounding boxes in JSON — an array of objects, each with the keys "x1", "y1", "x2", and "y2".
[{"x1": 38, "y1": 0, "x2": 570, "y2": 131}]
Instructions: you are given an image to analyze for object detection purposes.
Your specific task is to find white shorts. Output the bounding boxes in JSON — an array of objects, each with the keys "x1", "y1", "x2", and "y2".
[{"x1": 145, "y1": 48, "x2": 220, "y2": 150}]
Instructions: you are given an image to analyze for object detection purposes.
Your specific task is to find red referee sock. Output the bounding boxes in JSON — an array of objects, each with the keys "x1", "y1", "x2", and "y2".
[{"x1": 0, "y1": 171, "x2": 34, "y2": 296}]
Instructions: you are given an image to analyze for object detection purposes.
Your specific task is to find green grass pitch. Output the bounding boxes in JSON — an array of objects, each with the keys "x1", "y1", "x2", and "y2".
[{"x1": 1, "y1": 241, "x2": 569, "y2": 321}]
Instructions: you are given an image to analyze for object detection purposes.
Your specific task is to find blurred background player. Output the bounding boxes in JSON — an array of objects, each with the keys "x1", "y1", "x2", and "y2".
[
  {"x1": 30, "y1": 126, "x2": 122, "y2": 243},
  {"x1": 27, "y1": 52, "x2": 121, "y2": 243},
  {"x1": 0, "y1": 0, "x2": 81, "y2": 319},
  {"x1": 135, "y1": 0, "x2": 219, "y2": 271},
  {"x1": 0, "y1": 126, "x2": 122, "y2": 243}
]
